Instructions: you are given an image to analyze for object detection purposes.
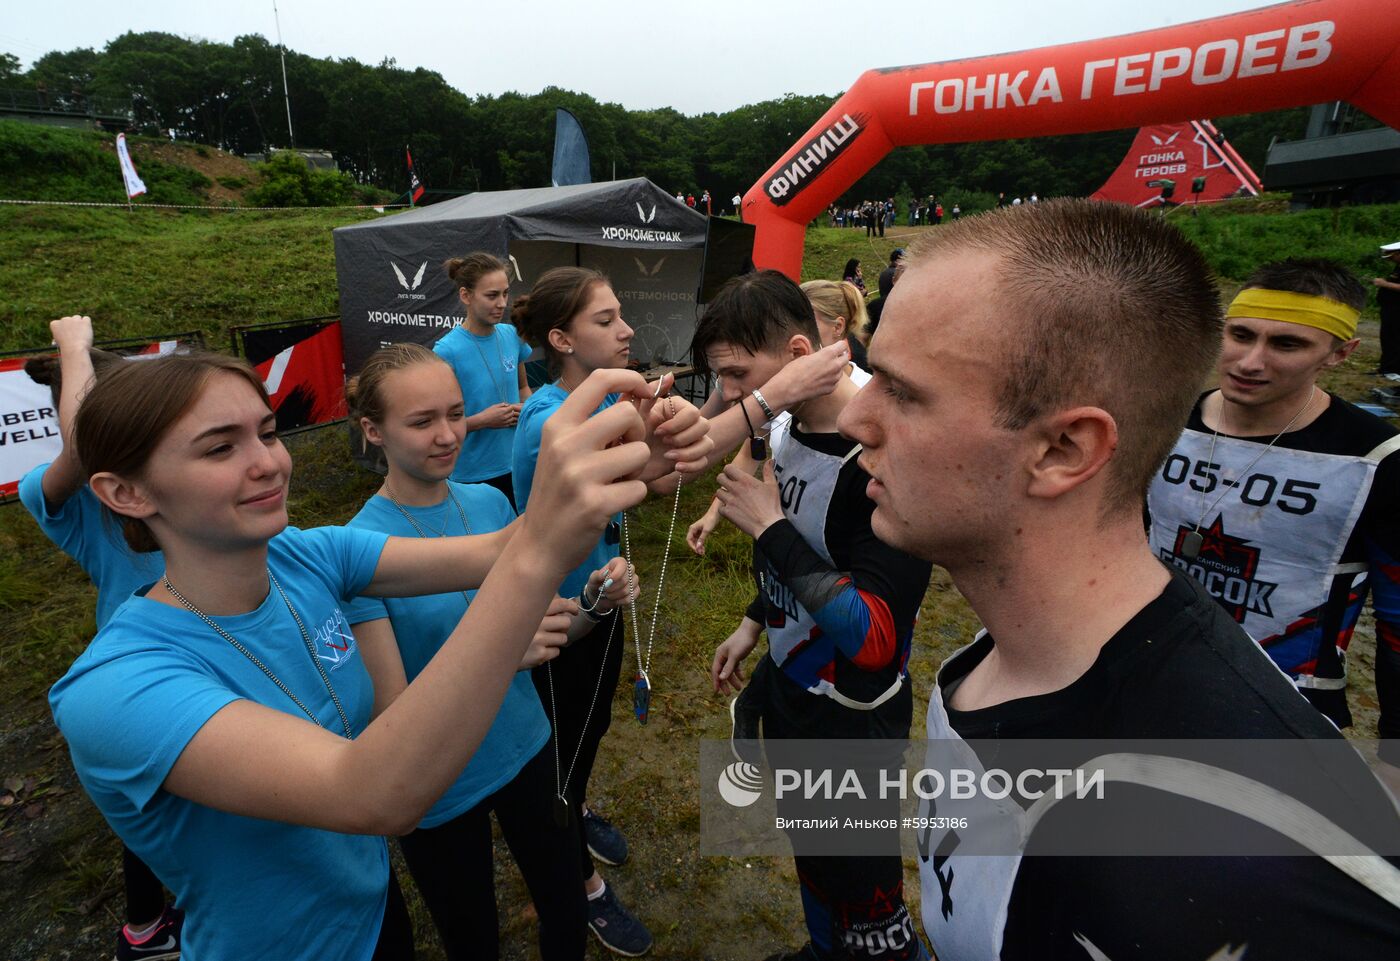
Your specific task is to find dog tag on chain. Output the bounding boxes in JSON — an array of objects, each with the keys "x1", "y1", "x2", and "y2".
[
  {"x1": 553, "y1": 795, "x2": 572, "y2": 830},
  {"x1": 633, "y1": 672, "x2": 651, "y2": 725},
  {"x1": 1180, "y1": 530, "x2": 1204, "y2": 560},
  {"x1": 749, "y1": 435, "x2": 768, "y2": 462}
]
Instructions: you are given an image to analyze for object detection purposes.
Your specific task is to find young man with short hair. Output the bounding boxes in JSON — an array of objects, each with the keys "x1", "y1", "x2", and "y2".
[
  {"x1": 1147, "y1": 259, "x2": 1400, "y2": 759},
  {"x1": 695, "y1": 271, "x2": 934, "y2": 961},
  {"x1": 838, "y1": 201, "x2": 1400, "y2": 960}
]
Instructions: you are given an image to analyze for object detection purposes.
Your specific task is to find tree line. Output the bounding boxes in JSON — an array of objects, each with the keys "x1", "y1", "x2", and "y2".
[{"x1": 3, "y1": 32, "x2": 1324, "y2": 208}]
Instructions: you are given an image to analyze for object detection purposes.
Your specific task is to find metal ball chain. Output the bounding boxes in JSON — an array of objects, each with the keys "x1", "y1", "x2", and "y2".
[{"x1": 621, "y1": 395, "x2": 684, "y2": 694}]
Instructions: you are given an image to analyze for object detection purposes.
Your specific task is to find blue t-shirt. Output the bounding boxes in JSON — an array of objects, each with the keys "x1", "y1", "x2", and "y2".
[
  {"x1": 342, "y1": 482, "x2": 549, "y2": 827},
  {"x1": 19, "y1": 463, "x2": 165, "y2": 628},
  {"x1": 512, "y1": 383, "x2": 621, "y2": 599},
  {"x1": 49, "y1": 525, "x2": 390, "y2": 961},
  {"x1": 433, "y1": 322, "x2": 533, "y2": 483}
]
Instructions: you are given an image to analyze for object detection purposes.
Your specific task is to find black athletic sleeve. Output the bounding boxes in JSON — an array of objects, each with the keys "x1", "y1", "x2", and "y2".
[{"x1": 754, "y1": 460, "x2": 932, "y2": 671}]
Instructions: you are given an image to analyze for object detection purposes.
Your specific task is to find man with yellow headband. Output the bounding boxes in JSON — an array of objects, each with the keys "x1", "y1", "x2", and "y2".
[{"x1": 1148, "y1": 258, "x2": 1400, "y2": 761}]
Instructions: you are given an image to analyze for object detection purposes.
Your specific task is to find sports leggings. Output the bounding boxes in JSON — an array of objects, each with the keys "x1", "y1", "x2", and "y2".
[
  {"x1": 531, "y1": 607, "x2": 625, "y2": 872},
  {"x1": 761, "y1": 664, "x2": 923, "y2": 960},
  {"x1": 121, "y1": 845, "x2": 165, "y2": 924},
  {"x1": 396, "y1": 745, "x2": 587, "y2": 960},
  {"x1": 370, "y1": 869, "x2": 414, "y2": 960}
]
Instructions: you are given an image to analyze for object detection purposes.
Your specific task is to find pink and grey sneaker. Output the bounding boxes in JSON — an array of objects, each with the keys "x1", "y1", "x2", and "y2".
[{"x1": 114, "y1": 905, "x2": 183, "y2": 961}]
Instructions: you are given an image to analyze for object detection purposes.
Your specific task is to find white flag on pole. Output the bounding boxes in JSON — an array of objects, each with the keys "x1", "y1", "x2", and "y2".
[{"x1": 116, "y1": 134, "x2": 147, "y2": 198}]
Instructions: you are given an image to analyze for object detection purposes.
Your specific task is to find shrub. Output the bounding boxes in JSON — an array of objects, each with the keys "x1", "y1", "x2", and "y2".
[{"x1": 247, "y1": 151, "x2": 358, "y2": 207}]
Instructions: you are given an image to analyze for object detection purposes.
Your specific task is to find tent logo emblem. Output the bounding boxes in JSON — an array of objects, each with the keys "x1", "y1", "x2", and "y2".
[
  {"x1": 636, "y1": 202, "x2": 656, "y2": 224},
  {"x1": 634, "y1": 256, "x2": 666, "y2": 278},
  {"x1": 1150, "y1": 132, "x2": 1180, "y2": 146},
  {"x1": 391, "y1": 261, "x2": 428, "y2": 292}
]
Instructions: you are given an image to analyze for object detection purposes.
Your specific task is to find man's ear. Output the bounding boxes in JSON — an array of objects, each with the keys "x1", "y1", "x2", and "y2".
[
  {"x1": 1024, "y1": 407, "x2": 1118, "y2": 501},
  {"x1": 1323, "y1": 337, "x2": 1361, "y2": 369},
  {"x1": 787, "y1": 333, "x2": 817, "y2": 359},
  {"x1": 88, "y1": 471, "x2": 157, "y2": 521}
]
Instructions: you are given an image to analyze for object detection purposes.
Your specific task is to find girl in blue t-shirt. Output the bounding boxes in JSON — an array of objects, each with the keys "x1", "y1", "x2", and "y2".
[
  {"x1": 19, "y1": 315, "x2": 181, "y2": 961},
  {"x1": 432, "y1": 252, "x2": 533, "y2": 506},
  {"x1": 512, "y1": 267, "x2": 705, "y2": 957},
  {"x1": 48, "y1": 350, "x2": 711, "y2": 961},
  {"x1": 343, "y1": 343, "x2": 635, "y2": 961}
]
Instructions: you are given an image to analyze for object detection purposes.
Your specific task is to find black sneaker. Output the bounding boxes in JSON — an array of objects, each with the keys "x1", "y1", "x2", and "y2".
[
  {"x1": 587, "y1": 884, "x2": 653, "y2": 956},
  {"x1": 583, "y1": 808, "x2": 629, "y2": 866},
  {"x1": 114, "y1": 906, "x2": 183, "y2": 961}
]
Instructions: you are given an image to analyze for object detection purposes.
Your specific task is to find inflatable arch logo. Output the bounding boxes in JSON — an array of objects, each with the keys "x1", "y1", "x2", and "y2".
[{"x1": 742, "y1": 0, "x2": 1400, "y2": 278}]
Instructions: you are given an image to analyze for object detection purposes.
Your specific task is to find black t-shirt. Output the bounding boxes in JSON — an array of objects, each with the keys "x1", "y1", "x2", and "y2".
[
  {"x1": 922, "y1": 569, "x2": 1400, "y2": 960},
  {"x1": 878, "y1": 265, "x2": 897, "y2": 298},
  {"x1": 846, "y1": 334, "x2": 869, "y2": 371},
  {"x1": 1379, "y1": 267, "x2": 1400, "y2": 317},
  {"x1": 866, "y1": 296, "x2": 886, "y2": 335}
]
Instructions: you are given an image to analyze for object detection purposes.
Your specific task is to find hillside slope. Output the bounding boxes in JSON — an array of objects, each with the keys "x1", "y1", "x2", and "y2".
[{"x1": 0, "y1": 119, "x2": 260, "y2": 205}]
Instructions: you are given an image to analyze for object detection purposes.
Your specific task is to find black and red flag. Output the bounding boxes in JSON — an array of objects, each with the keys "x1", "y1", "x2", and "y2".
[{"x1": 406, "y1": 147, "x2": 425, "y2": 204}]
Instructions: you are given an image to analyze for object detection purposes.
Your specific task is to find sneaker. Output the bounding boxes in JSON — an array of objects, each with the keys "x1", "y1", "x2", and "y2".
[
  {"x1": 583, "y1": 808, "x2": 629, "y2": 866},
  {"x1": 762, "y1": 945, "x2": 821, "y2": 961},
  {"x1": 1385, "y1": 373, "x2": 1400, "y2": 383},
  {"x1": 114, "y1": 906, "x2": 183, "y2": 961},
  {"x1": 587, "y1": 884, "x2": 653, "y2": 956}
]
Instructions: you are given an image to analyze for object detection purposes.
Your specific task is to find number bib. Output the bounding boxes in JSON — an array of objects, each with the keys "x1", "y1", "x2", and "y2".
[
  {"x1": 1147, "y1": 427, "x2": 1377, "y2": 644},
  {"x1": 920, "y1": 665, "x2": 1025, "y2": 961},
  {"x1": 762, "y1": 434, "x2": 853, "y2": 672}
]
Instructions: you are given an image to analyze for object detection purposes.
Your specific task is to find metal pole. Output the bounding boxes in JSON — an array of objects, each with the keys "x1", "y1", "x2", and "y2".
[{"x1": 273, "y1": 1, "x2": 294, "y2": 147}]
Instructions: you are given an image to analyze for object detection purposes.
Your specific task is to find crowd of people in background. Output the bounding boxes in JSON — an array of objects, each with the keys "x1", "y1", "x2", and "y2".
[
  {"x1": 672, "y1": 188, "x2": 747, "y2": 217},
  {"x1": 826, "y1": 194, "x2": 999, "y2": 231},
  {"x1": 669, "y1": 189, "x2": 1046, "y2": 225}
]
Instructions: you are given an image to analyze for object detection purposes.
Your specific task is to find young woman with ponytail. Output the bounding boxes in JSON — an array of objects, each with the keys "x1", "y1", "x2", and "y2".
[
  {"x1": 511, "y1": 267, "x2": 713, "y2": 957},
  {"x1": 433, "y1": 253, "x2": 532, "y2": 507}
]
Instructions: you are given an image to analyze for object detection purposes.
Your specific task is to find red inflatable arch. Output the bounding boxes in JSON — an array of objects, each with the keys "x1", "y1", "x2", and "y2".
[{"x1": 742, "y1": 0, "x2": 1400, "y2": 278}]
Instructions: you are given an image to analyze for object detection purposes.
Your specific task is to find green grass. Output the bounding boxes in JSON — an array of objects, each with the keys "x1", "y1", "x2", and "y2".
[
  {"x1": 0, "y1": 205, "x2": 380, "y2": 352},
  {"x1": 1171, "y1": 199, "x2": 1400, "y2": 289},
  {"x1": 0, "y1": 120, "x2": 214, "y2": 206}
]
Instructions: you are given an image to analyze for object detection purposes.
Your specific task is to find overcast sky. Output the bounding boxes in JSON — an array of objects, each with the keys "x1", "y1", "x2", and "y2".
[{"x1": 7, "y1": 1, "x2": 1274, "y2": 114}]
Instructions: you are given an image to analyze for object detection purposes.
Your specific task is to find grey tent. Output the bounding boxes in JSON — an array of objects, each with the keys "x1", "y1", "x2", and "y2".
[{"x1": 333, "y1": 178, "x2": 728, "y2": 375}]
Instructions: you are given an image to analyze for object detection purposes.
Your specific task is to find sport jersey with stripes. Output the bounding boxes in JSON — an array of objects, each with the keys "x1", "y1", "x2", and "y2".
[
  {"x1": 1147, "y1": 392, "x2": 1400, "y2": 753},
  {"x1": 745, "y1": 422, "x2": 933, "y2": 714}
]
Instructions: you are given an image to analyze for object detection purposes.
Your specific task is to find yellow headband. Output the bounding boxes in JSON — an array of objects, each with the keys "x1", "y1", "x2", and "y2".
[{"x1": 1225, "y1": 288, "x2": 1359, "y2": 341}]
